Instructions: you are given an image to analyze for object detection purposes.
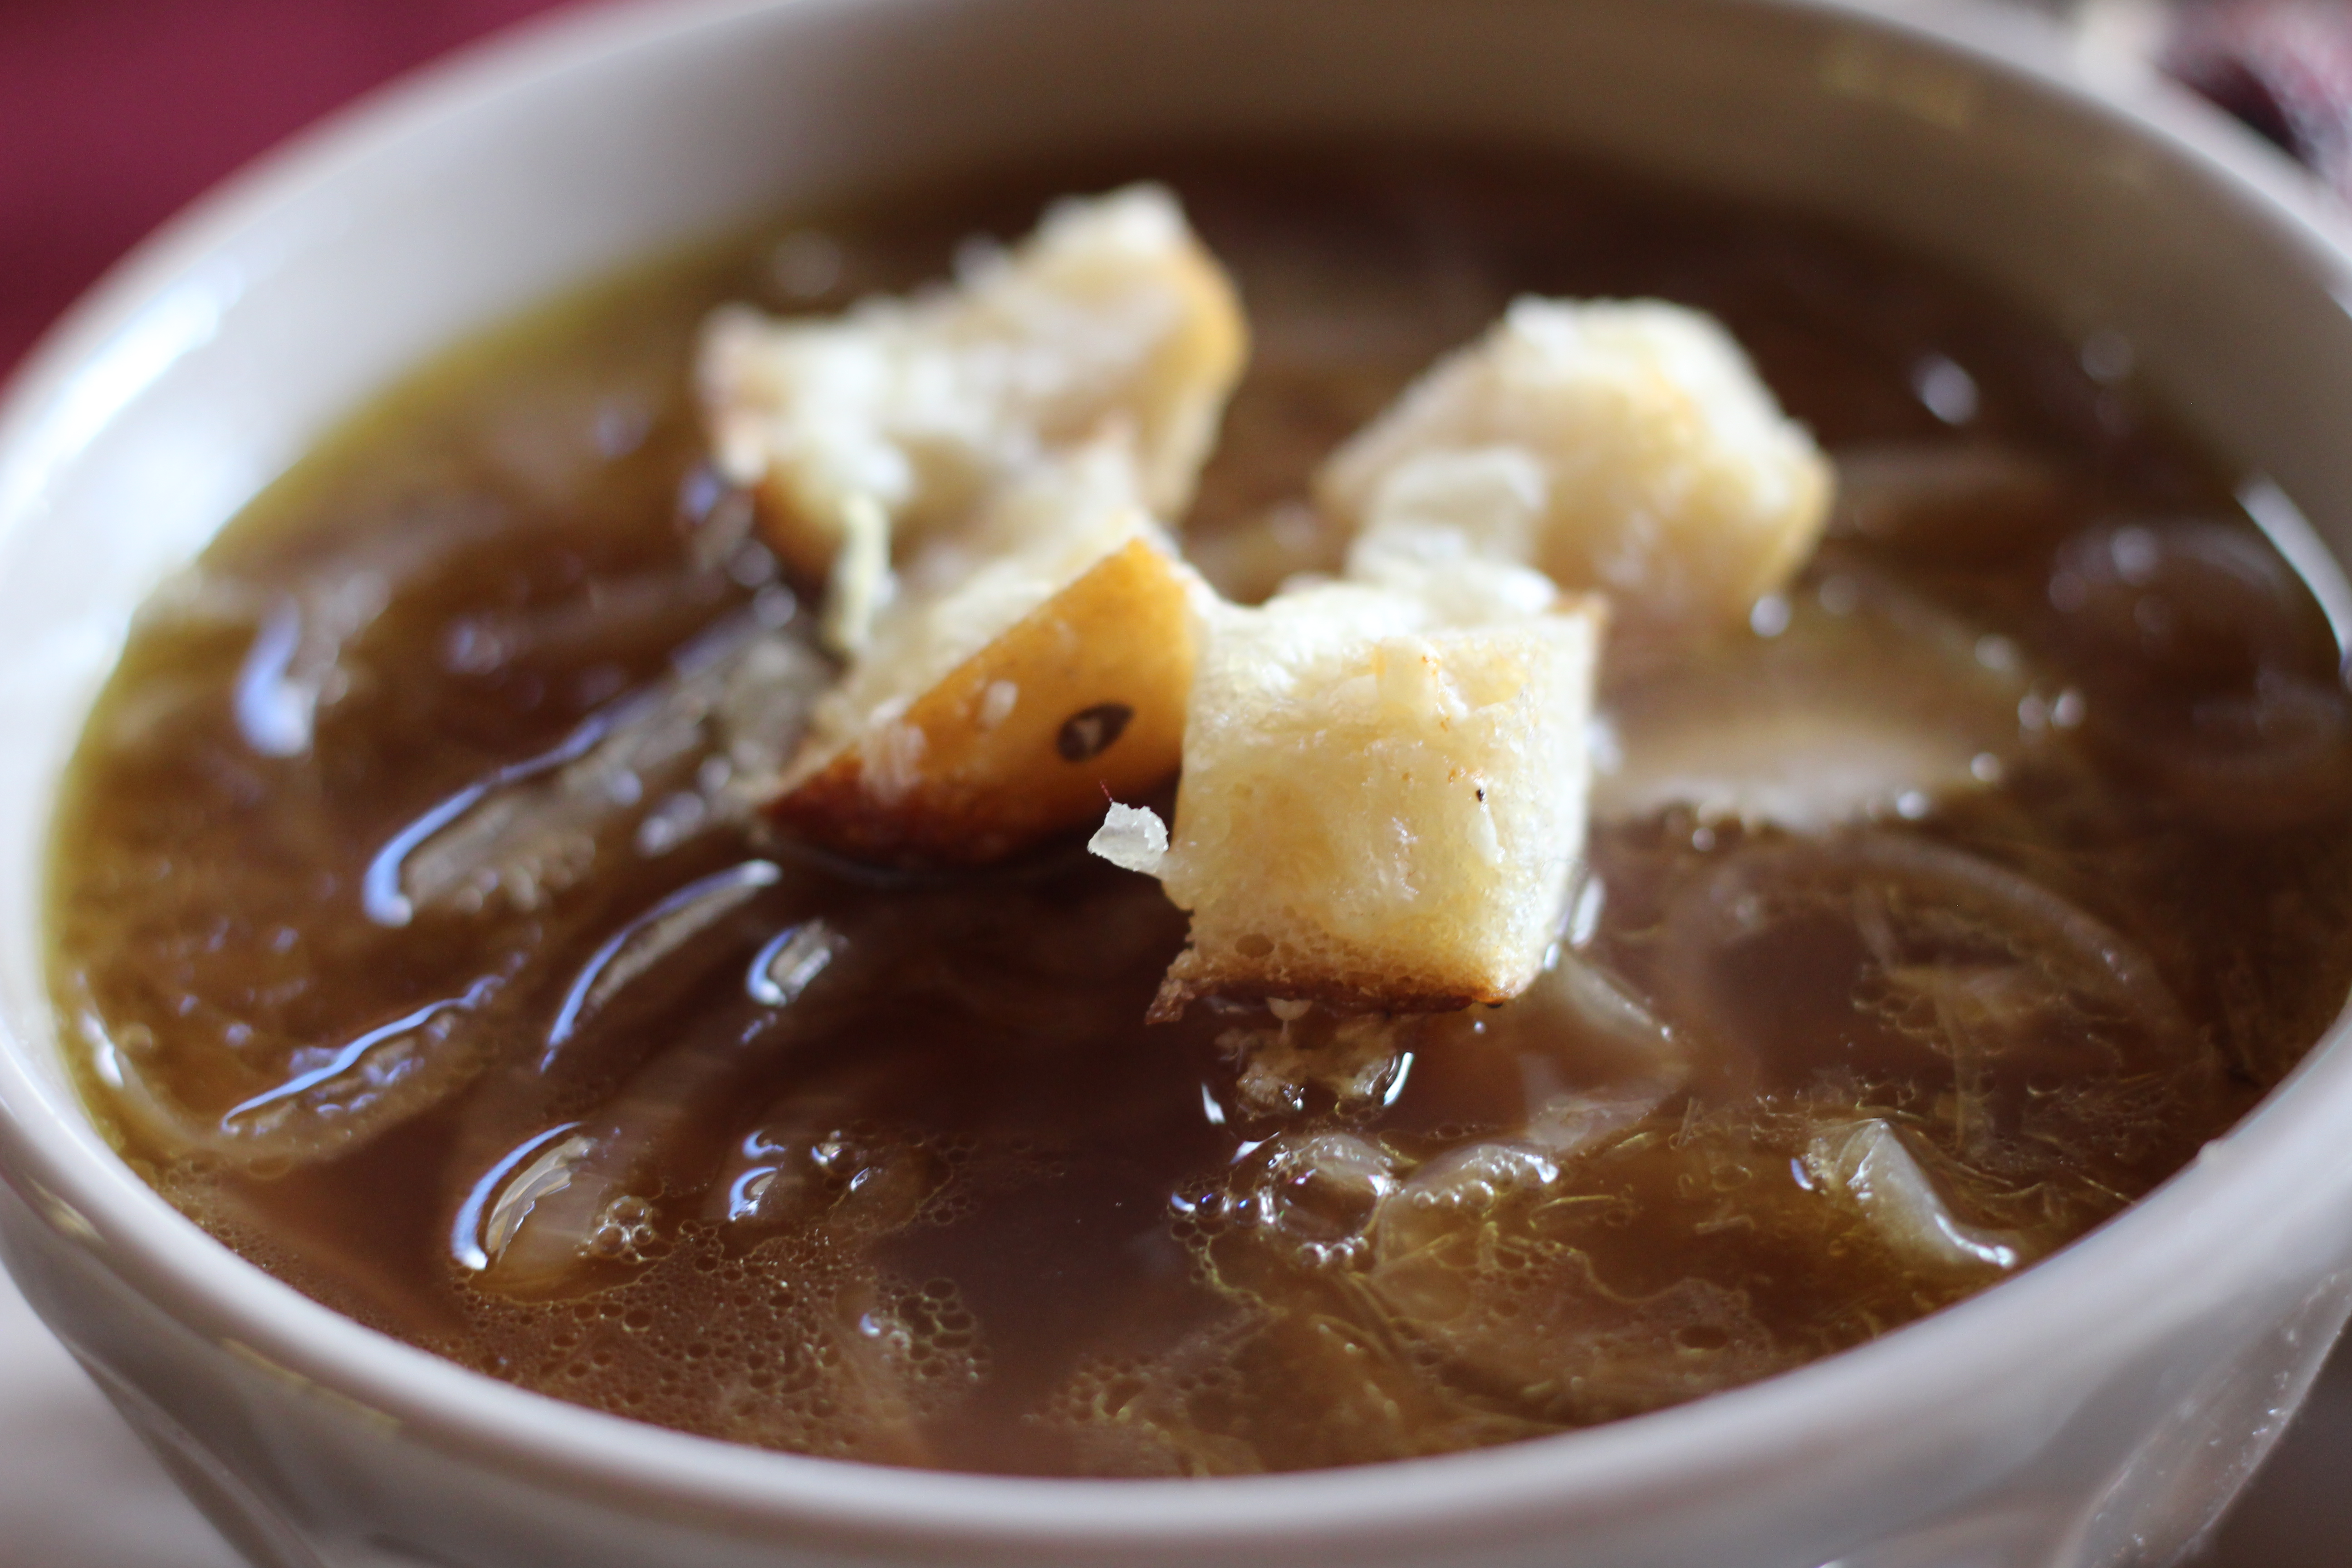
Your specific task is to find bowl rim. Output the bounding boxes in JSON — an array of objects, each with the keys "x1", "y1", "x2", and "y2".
[{"x1": 5, "y1": 0, "x2": 2352, "y2": 1551}]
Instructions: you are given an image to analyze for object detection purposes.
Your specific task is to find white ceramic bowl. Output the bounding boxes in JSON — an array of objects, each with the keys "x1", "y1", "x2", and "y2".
[{"x1": 6, "y1": 2, "x2": 2352, "y2": 1565}]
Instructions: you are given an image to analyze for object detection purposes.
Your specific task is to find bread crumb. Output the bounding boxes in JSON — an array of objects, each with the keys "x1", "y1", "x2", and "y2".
[{"x1": 1088, "y1": 801, "x2": 1170, "y2": 876}]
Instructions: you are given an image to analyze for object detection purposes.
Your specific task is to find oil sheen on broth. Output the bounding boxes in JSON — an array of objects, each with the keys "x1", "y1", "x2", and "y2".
[{"x1": 50, "y1": 148, "x2": 2352, "y2": 1477}]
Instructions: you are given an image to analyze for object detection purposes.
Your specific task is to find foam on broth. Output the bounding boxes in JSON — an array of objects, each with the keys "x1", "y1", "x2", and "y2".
[{"x1": 49, "y1": 146, "x2": 2352, "y2": 1476}]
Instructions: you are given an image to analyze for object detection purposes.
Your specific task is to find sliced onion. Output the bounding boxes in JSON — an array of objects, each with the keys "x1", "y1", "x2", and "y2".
[
  {"x1": 451, "y1": 1122, "x2": 592, "y2": 1273},
  {"x1": 1644, "y1": 826, "x2": 2210, "y2": 1185},
  {"x1": 1597, "y1": 568, "x2": 2032, "y2": 832},
  {"x1": 458, "y1": 918, "x2": 869, "y2": 1298},
  {"x1": 540, "y1": 860, "x2": 783, "y2": 1065},
  {"x1": 1829, "y1": 441, "x2": 2082, "y2": 561},
  {"x1": 371, "y1": 603, "x2": 821, "y2": 925},
  {"x1": 470, "y1": 1009, "x2": 778, "y2": 1298},
  {"x1": 1804, "y1": 1117, "x2": 2028, "y2": 1276},
  {"x1": 2045, "y1": 519, "x2": 2352, "y2": 826},
  {"x1": 95, "y1": 973, "x2": 509, "y2": 1171},
  {"x1": 222, "y1": 503, "x2": 498, "y2": 760},
  {"x1": 1522, "y1": 1083, "x2": 1669, "y2": 1160}
]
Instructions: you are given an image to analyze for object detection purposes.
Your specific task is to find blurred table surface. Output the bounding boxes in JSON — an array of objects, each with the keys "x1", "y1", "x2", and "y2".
[{"x1": 2, "y1": 0, "x2": 2348, "y2": 1564}]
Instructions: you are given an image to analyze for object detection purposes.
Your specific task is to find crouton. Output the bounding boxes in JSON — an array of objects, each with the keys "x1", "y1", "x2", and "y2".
[
  {"x1": 769, "y1": 442, "x2": 1203, "y2": 864},
  {"x1": 1117, "y1": 577, "x2": 1604, "y2": 1019},
  {"x1": 699, "y1": 184, "x2": 1246, "y2": 593},
  {"x1": 1318, "y1": 299, "x2": 1832, "y2": 673}
]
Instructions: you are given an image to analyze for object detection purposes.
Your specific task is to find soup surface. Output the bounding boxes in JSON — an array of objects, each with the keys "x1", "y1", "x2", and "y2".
[{"x1": 51, "y1": 147, "x2": 2352, "y2": 1476}]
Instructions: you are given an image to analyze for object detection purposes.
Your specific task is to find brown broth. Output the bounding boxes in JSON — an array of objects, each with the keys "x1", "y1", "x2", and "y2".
[{"x1": 48, "y1": 145, "x2": 2352, "y2": 1476}]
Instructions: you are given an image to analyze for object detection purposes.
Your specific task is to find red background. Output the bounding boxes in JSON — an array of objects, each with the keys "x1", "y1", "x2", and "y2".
[
  {"x1": 2, "y1": 0, "x2": 2332, "y2": 385},
  {"x1": 0, "y1": 0, "x2": 575, "y2": 379}
]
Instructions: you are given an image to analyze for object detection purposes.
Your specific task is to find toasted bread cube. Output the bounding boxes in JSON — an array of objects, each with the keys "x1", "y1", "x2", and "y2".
[
  {"x1": 770, "y1": 444, "x2": 1202, "y2": 864},
  {"x1": 699, "y1": 185, "x2": 1246, "y2": 585},
  {"x1": 1318, "y1": 299, "x2": 1832, "y2": 672},
  {"x1": 1141, "y1": 578, "x2": 1604, "y2": 1019}
]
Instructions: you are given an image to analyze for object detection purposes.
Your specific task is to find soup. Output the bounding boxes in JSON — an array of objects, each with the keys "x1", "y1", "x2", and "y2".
[{"x1": 50, "y1": 146, "x2": 2352, "y2": 1476}]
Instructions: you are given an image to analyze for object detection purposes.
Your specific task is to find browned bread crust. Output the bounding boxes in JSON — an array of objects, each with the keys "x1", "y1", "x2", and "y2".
[{"x1": 769, "y1": 538, "x2": 1196, "y2": 865}]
